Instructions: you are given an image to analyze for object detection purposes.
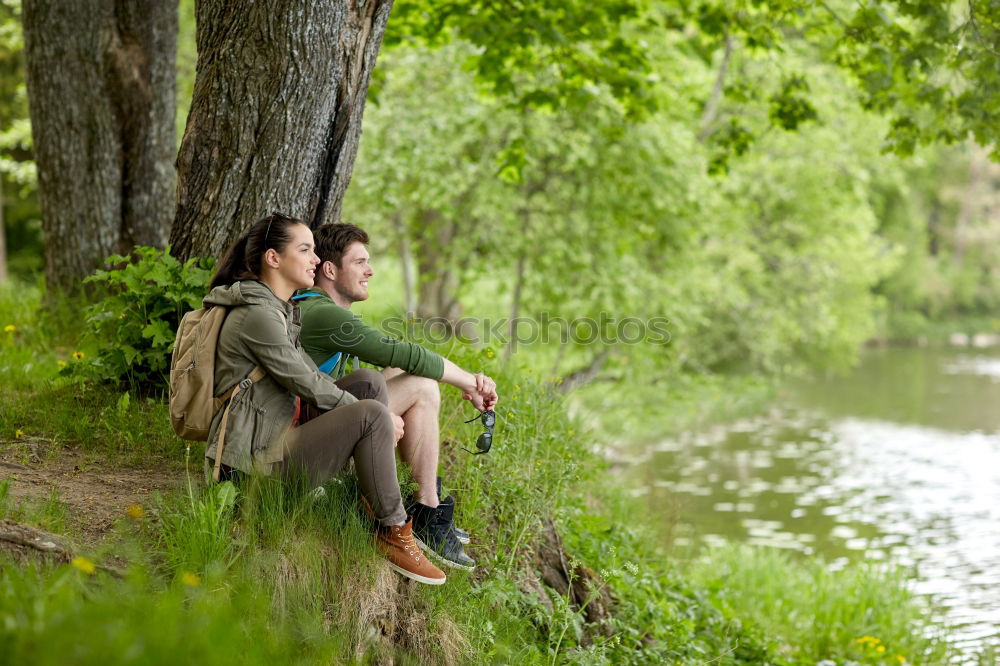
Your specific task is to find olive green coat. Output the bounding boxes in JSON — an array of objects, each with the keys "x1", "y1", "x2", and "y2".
[{"x1": 204, "y1": 280, "x2": 357, "y2": 474}]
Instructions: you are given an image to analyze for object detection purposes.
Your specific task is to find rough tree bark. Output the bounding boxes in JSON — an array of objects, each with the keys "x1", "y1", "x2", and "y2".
[
  {"x1": 170, "y1": 0, "x2": 393, "y2": 261},
  {"x1": 22, "y1": 0, "x2": 177, "y2": 292}
]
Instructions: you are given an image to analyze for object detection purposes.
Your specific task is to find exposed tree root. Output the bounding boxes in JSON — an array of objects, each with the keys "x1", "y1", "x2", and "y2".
[{"x1": 0, "y1": 519, "x2": 123, "y2": 577}]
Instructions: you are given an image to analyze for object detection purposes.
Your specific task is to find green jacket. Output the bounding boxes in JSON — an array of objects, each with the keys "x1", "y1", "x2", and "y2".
[
  {"x1": 204, "y1": 281, "x2": 358, "y2": 474},
  {"x1": 296, "y1": 288, "x2": 444, "y2": 381}
]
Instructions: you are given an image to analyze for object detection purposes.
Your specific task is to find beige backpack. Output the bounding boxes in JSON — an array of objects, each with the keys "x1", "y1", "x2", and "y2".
[{"x1": 168, "y1": 306, "x2": 264, "y2": 481}]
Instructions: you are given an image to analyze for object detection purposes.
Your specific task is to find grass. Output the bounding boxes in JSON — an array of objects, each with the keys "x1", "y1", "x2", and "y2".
[
  {"x1": 0, "y1": 279, "x2": 977, "y2": 664},
  {"x1": 685, "y1": 545, "x2": 954, "y2": 665}
]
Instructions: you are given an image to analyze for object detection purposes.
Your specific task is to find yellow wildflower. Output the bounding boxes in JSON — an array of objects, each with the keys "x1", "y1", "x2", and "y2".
[
  {"x1": 72, "y1": 351, "x2": 85, "y2": 360},
  {"x1": 15, "y1": 428, "x2": 25, "y2": 439},
  {"x1": 877, "y1": 646, "x2": 886, "y2": 654},
  {"x1": 514, "y1": 385, "x2": 520, "y2": 392},
  {"x1": 3, "y1": 324, "x2": 14, "y2": 332},
  {"x1": 57, "y1": 360, "x2": 67, "y2": 367},
  {"x1": 71, "y1": 556, "x2": 96, "y2": 575},
  {"x1": 856, "y1": 636, "x2": 881, "y2": 646},
  {"x1": 180, "y1": 572, "x2": 202, "y2": 587},
  {"x1": 895, "y1": 656, "x2": 907, "y2": 664},
  {"x1": 125, "y1": 504, "x2": 145, "y2": 520}
]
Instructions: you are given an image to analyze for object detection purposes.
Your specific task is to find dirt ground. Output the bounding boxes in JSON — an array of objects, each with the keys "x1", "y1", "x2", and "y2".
[{"x1": 0, "y1": 438, "x2": 186, "y2": 547}]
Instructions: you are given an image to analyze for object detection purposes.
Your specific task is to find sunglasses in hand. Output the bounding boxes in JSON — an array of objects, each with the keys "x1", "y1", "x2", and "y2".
[{"x1": 462, "y1": 409, "x2": 496, "y2": 455}]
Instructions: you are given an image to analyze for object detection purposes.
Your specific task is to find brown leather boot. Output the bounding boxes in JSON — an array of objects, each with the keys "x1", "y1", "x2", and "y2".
[{"x1": 376, "y1": 517, "x2": 446, "y2": 585}]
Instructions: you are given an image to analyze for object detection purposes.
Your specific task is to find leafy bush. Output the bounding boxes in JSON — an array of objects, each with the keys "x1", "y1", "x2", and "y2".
[{"x1": 71, "y1": 247, "x2": 213, "y2": 392}]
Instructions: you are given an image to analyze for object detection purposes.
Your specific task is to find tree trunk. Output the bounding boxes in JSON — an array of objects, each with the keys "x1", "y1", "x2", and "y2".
[
  {"x1": 170, "y1": 0, "x2": 393, "y2": 261},
  {"x1": 697, "y1": 33, "x2": 733, "y2": 143},
  {"x1": 503, "y1": 246, "x2": 526, "y2": 358},
  {"x1": 22, "y1": 0, "x2": 177, "y2": 292},
  {"x1": 392, "y1": 210, "x2": 416, "y2": 314},
  {"x1": 413, "y1": 208, "x2": 462, "y2": 323},
  {"x1": 953, "y1": 145, "x2": 989, "y2": 268}
]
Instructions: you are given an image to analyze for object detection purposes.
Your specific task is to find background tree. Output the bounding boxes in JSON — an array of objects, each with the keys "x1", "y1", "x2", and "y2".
[
  {"x1": 21, "y1": 0, "x2": 176, "y2": 291},
  {"x1": 168, "y1": 0, "x2": 659, "y2": 262},
  {"x1": 169, "y1": 0, "x2": 394, "y2": 261},
  {"x1": 4, "y1": 0, "x2": 998, "y2": 400},
  {"x1": 345, "y1": 38, "x2": 898, "y2": 386}
]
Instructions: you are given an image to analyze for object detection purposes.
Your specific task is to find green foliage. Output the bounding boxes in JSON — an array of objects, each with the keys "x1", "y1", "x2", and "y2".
[
  {"x1": 685, "y1": 544, "x2": 954, "y2": 664},
  {"x1": 0, "y1": 279, "x2": 85, "y2": 389},
  {"x1": 835, "y1": 1, "x2": 1000, "y2": 157},
  {"x1": 176, "y1": 0, "x2": 196, "y2": 147},
  {"x1": 866, "y1": 143, "x2": 1000, "y2": 339},
  {"x1": 73, "y1": 247, "x2": 213, "y2": 392},
  {"x1": 0, "y1": 0, "x2": 42, "y2": 279},
  {"x1": 348, "y1": 38, "x2": 898, "y2": 392},
  {"x1": 0, "y1": 0, "x2": 30, "y2": 172},
  {"x1": 386, "y1": 0, "x2": 657, "y2": 119},
  {"x1": 768, "y1": 75, "x2": 818, "y2": 131}
]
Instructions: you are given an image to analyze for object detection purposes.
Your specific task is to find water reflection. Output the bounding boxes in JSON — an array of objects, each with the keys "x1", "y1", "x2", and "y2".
[{"x1": 636, "y1": 348, "x2": 1000, "y2": 656}]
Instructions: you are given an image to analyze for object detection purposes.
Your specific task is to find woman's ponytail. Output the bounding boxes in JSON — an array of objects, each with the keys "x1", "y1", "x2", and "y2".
[
  {"x1": 209, "y1": 212, "x2": 302, "y2": 289},
  {"x1": 210, "y1": 235, "x2": 252, "y2": 289}
]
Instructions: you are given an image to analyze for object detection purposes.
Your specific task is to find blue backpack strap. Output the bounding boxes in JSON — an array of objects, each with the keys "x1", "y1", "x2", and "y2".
[
  {"x1": 318, "y1": 352, "x2": 341, "y2": 375},
  {"x1": 293, "y1": 293, "x2": 339, "y2": 374}
]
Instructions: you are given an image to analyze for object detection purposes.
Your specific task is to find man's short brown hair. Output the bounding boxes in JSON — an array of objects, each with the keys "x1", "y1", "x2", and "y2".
[{"x1": 314, "y1": 223, "x2": 370, "y2": 268}]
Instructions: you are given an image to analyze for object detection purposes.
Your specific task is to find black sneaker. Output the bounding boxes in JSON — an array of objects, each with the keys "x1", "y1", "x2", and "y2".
[
  {"x1": 410, "y1": 502, "x2": 475, "y2": 570},
  {"x1": 436, "y1": 477, "x2": 471, "y2": 544}
]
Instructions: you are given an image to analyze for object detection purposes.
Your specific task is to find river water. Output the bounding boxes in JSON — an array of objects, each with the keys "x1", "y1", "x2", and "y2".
[{"x1": 631, "y1": 347, "x2": 1000, "y2": 658}]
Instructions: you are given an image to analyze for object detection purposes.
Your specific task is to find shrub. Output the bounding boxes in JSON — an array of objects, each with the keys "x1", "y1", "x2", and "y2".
[{"x1": 70, "y1": 247, "x2": 213, "y2": 392}]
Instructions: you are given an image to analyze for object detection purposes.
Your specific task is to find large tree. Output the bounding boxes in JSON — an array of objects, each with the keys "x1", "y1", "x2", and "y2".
[
  {"x1": 21, "y1": 0, "x2": 176, "y2": 291},
  {"x1": 169, "y1": 0, "x2": 394, "y2": 260},
  {"x1": 168, "y1": 0, "x2": 658, "y2": 261}
]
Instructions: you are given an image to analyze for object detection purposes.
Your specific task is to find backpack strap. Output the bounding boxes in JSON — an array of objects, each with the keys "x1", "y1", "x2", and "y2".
[
  {"x1": 212, "y1": 365, "x2": 266, "y2": 483},
  {"x1": 211, "y1": 310, "x2": 287, "y2": 483},
  {"x1": 317, "y1": 352, "x2": 341, "y2": 375}
]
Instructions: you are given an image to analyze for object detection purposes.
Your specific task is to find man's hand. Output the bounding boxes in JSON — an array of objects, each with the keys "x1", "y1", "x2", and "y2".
[
  {"x1": 391, "y1": 412, "x2": 405, "y2": 443},
  {"x1": 462, "y1": 373, "x2": 499, "y2": 411}
]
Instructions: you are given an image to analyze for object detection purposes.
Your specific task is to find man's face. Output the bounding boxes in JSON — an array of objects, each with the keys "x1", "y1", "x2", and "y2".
[{"x1": 328, "y1": 241, "x2": 373, "y2": 304}]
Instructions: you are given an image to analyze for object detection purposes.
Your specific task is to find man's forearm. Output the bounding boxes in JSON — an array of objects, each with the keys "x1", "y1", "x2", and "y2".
[{"x1": 439, "y1": 358, "x2": 477, "y2": 394}]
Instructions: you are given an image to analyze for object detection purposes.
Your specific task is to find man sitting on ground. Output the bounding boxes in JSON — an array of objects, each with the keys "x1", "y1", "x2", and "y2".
[{"x1": 295, "y1": 223, "x2": 499, "y2": 571}]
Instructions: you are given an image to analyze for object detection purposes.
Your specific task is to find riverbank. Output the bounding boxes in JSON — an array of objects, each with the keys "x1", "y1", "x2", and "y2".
[
  {"x1": 874, "y1": 311, "x2": 1000, "y2": 349},
  {"x1": 0, "y1": 281, "x2": 961, "y2": 664},
  {"x1": 626, "y1": 345, "x2": 1000, "y2": 663}
]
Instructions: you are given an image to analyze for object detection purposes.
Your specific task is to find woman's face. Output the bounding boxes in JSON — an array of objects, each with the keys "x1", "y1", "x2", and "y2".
[{"x1": 273, "y1": 223, "x2": 320, "y2": 291}]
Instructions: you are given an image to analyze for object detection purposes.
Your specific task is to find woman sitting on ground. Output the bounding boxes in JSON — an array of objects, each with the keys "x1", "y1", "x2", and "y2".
[{"x1": 203, "y1": 212, "x2": 445, "y2": 585}]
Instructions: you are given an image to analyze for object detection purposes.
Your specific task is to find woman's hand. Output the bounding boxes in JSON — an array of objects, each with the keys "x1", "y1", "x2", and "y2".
[{"x1": 391, "y1": 412, "x2": 405, "y2": 443}]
